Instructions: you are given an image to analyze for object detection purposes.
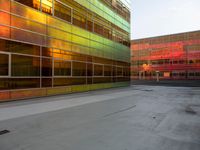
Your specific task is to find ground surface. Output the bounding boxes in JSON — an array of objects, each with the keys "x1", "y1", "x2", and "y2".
[
  {"x1": 0, "y1": 85, "x2": 200, "y2": 150},
  {"x1": 132, "y1": 79, "x2": 200, "y2": 87}
]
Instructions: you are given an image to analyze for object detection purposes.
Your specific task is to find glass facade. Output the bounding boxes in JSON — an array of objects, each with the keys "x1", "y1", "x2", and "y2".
[
  {"x1": 131, "y1": 31, "x2": 200, "y2": 80},
  {"x1": 0, "y1": 0, "x2": 130, "y2": 101}
]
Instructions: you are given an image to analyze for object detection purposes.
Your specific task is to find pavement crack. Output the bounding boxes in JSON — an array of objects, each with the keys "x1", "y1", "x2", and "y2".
[
  {"x1": 103, "y1": 105, "x2": 136, "y2": 118},
  {"x1": 133, "y1": 89, "x2": 153, "y2": 92}
]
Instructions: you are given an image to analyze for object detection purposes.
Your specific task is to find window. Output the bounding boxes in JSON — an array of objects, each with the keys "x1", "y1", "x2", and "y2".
[
  {"x1": 54, "y1": 1, "x2": 71, "y2": 22},
  {"x1": 93, "y1": 64, "x2": 103, "y2": 76},
  {"x1": 123, "y1": 67, "x2": 130, "y2": 76},
  {"x1": 40, "y1": 0, "x2": 53, "y2": 14},
  {"x1": 0, "y1": 39, "x2": 40, "y2": 56},
  {"x1": 15, "y1": 0, "x2": 53, "y2": 14},
  {"x1": 10, "y1": 42, "x2": 40, "y2": 56},
  {"x1": 54, "y1": 60, "x2": 71, "y2": 76},
  {"x1": 42, "y1": 47, "x2": 53, "y2": 57},
  {"x1": 87, "y1": 17, "x2": 93, "y2": 32},
  {"x1": 93, "y1": 77, "x2": 111, "y2": 84},
  {"x1": 53, "y1": 49, "x2": 71, "y2": 60},
  {"x1": 73, "y1": 10, "x2": 86, "y2": 29},
  {"x1": 0, "y1": 53, "x2": 9, "y2": 76},
  {"x1": 11, "y1": 54, "x2": 40, "y2": 76},
  {"x1": 94, "y1": 22, "x2": 103, "y2": 35},
  {"x1": 55, "y1": 77, "x2": 87, "y2": 86},
  {"x1": 72, "y1": 62, "x2": 86, "y2": 76},
  {"x1": 70, "y1": 78, "x2": 86, "y2": 85},
  {"x1": 71, "y1": 53, "x2": 86, "y2": 61},
  {"x1": 42, "y1": 58, "x2": 52, "y2": 76},
  {"x1": 0, "y1": 78, "x2": 40, "y2": 90},
  {"x1": 103, "y1": 27, "x2": 112, "y2": 39},
  {"x1": 87, "y1": 63, "x2": 93, "y2": 76},
  {"x1": 113, "y1": 66, "x2": 116, "y2": 76},
  {"x1": 53, "y1": 78, "x2": 71, "y2": 86},
  {"x1": 104, "y1": 65, "x2": 112, "y2": 76},
  {"x1": 42, "y1": 78, "x2": 52, "y2": 87},
  {"x1": 117, "y1": 67, "x2": 123, "y2": 76},
  {"x1": 15, "y1": 0, "x2": 37, "y2": 10}
]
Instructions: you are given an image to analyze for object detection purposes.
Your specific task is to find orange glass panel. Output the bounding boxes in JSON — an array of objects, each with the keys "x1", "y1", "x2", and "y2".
[
  {"x1": 0, "y1": 11, "x2": 11, "y2": 25},
  {"x1": 11, "y1": 28, "x2": 46, "y2": 45},
  {"x1": 0, "y1": 0, "x2": 10, "y2": 11},
  {"x1": 0, "y1": 25, "x2": 10, "y2": 38}
]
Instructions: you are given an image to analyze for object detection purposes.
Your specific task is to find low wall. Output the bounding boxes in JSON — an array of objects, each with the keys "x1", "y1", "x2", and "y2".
[{"x1": 0, "y1": 82, "x2": 130, "y2": 102}]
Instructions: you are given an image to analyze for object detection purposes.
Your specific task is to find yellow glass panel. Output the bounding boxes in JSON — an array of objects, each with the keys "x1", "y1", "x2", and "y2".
[
  {"x1": 48, "y1": 27, "x2": 71, "y2": 41},
  {"x1": 11, "y1": 1, "x2": 46, "y2": 24}
]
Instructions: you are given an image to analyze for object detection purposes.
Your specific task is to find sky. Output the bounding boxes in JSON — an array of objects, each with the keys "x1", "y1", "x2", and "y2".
[{"x1": 131, "y1": 0, "x2": 200, "y2": 39}]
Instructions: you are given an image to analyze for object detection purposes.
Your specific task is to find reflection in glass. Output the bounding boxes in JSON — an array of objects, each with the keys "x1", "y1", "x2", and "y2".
[
  {"x1": 11, "y1": 54, "x2": 40, "y2": 76},
  {"x1": 0, "y1": 78, "x2": 40, "y2": 90},
  {"x1": 72, "y1": 62, "x2": 86, "y2": 76},
  {"x1": 54, "y1": 60, "x2": 71, "y2": 76},
  {"x1": 42, "y1": 58, "x2": 52, "y2": 76},
  {"x1": 94, "y1": 64, "x2": 103, "y2": 76},
  {"x1": 0, "y1": 54, "x2": 9, "y2": 76},
  {"x1": 54, "y1": 1, "x2": 71, "y2": 22}
]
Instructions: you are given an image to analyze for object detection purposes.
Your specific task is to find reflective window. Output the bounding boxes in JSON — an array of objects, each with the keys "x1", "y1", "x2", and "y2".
[
  {"x1": 14, "y1": 0, "x2": 38, "y2": 10},
  {"x1": 94, "y1": 64, "x2": 103, "y2": 76},
  {"x1": 71, "y1": 77, "x2": 86, "y2": 85},
  {"x1": 15, "y1": 0, "x2": 52, "y2": 14},
  {"x1": 11, "y1": 54, "x2": 40, "y2": 76},
  {"x1": 0, "y1": 39, "x2": 40, "y2": 56},
  {"x1": 94, "y1": 22, "x2": 103, "y2": 35},
  {"x1": 112, "y1": 66, "x2": 116, "y2": 76},
  {"x1": 42, "y1": 78, "x2": 52, "y2": 87},
  {"x1": 42, "y1": 58, "x2": 52, "y2": 76},
  {"x1": 41, "y1": 0, "x2": 53, "y2": 14},
  {"x1": 71, "y1": 53, "x2": 86, "y2": 61},
  {"x1": 87, "y1": 15, "x2": 93, "y2": 32},
  {"x1": 87, "y1": 63, "x2": 93, "y2": 76},
  {"x1": 123, "y1": 67, "x2": 130, "y2": 76},
  {"x1": 54, "y1": 1, "x2": 71, "y2": 22},
  {"x1": 117, "y1": 67, "x2": 123, "y2": 76},
  {"x1": 54, "y1": 77, "x2": 86, "y2": 86},
  {"x1": 73, "y1": 10, "x2": 86, "y2": 29},
  {"x1": 0, "y1": 78, "x2": 40, "y2": 90},
  {"x1": 0, "y1": 53, "x2": 9, "y2": 76},
  {"x1": 54, "y1": 60, "x2": 71, "y2": 76},
  {"x1": 103, "y1": 27, "x2": 112, "y2": 40},
  {"x1": 104, "y1": 65, "x2": 112, "y2": 76},
  {"x1": 53, "y1": 49, "x2": 71, "y2": 60},
  {"x1": 42, "y1": 47, "x2": 53, "y2": 57},
  {"x1": 72, "y1": 62, "x2": 86, "y2": 76},
  {"x1": 54, "y1": 78, "x2": 70, "y2": 86},
  {"x1": 87, "y1": 77, "x2": 92, "y2": 84},
  {"x1": 93, "y1": 77, "x2": 111, "y2": 84}
]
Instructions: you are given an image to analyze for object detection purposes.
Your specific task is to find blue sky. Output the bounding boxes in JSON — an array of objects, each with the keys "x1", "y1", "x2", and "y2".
[{"x1": 131, "y1": 0, "x2": 200, "y2": 39}]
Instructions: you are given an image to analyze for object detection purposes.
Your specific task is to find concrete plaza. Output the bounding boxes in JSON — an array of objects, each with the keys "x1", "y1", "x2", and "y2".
[{"x1": 0, "y1": 85, "x2": 200, "y2": 150}]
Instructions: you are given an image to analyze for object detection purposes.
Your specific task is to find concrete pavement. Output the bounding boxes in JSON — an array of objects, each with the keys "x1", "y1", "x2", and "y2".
[
  {"x1": 132, "y1": 79, "x2": 200, "y2": 87},
  {"x1": 0, "y1": 85, "x2": 200, "y2": 150}
]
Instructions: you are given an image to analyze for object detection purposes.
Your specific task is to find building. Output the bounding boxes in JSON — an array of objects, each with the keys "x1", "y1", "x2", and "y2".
[
  {"x1": 0, "y1": 0, "x2": 131, "y2": 101},
  {"x1": 131, "y1": 31, "x2": 200, "y2": 80}
]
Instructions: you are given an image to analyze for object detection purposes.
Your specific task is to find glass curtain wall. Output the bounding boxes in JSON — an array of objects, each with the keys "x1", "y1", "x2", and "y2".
[
  {"x1": 0, "y1": 0, "x2": 131, "y2": 92},
  {"x1": 131, "y1": 31, "x2": 200, "y2": 80}
]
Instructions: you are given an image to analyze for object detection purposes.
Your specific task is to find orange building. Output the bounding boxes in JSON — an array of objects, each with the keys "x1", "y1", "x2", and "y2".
[{"x1": 131, "y1": 31, "x2": 200, "y2": 80}]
